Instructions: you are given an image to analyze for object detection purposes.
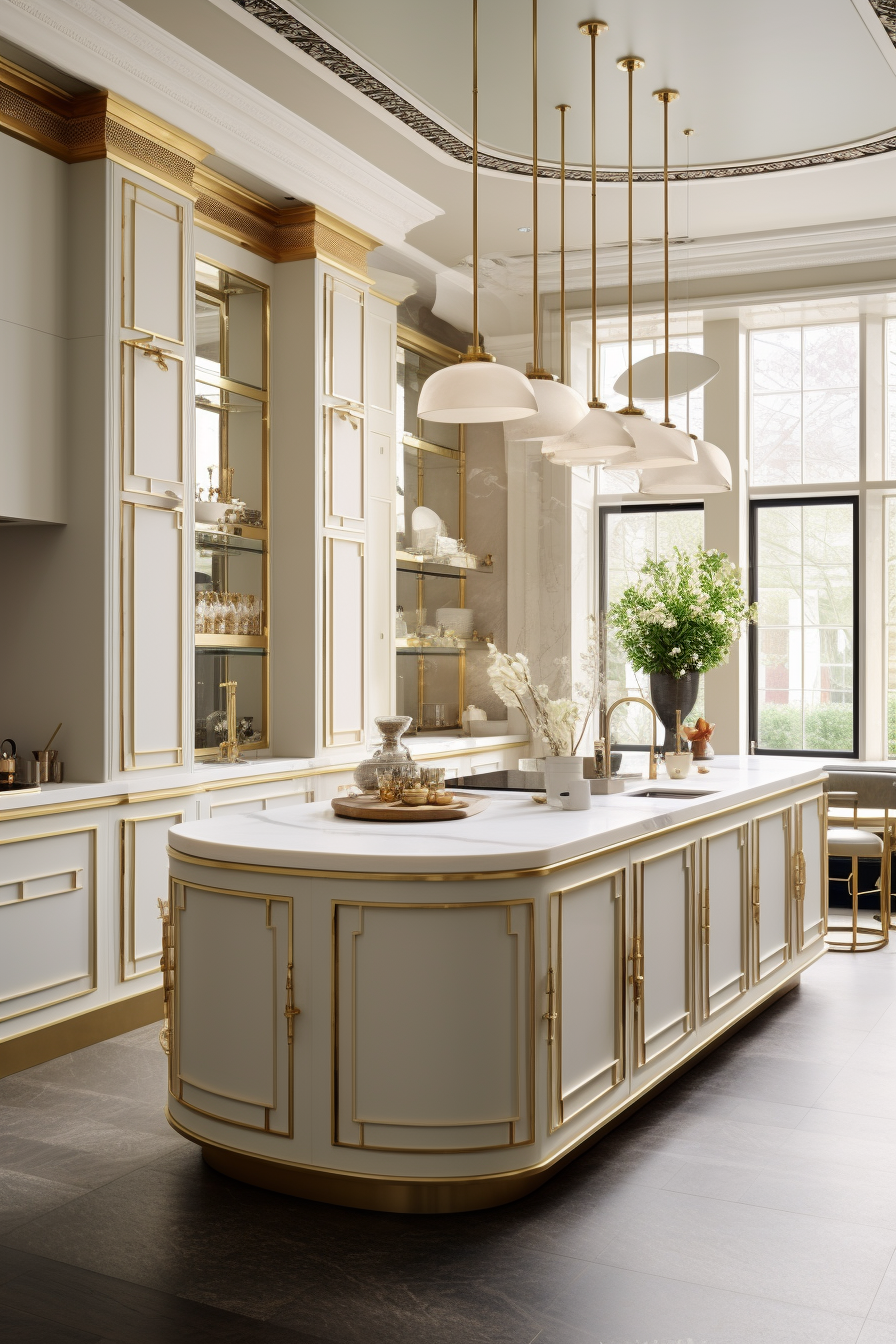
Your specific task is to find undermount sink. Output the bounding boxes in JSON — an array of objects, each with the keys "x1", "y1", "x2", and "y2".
[{"x1": 628, "y1": 788, "x2": 719, "y2": 800}]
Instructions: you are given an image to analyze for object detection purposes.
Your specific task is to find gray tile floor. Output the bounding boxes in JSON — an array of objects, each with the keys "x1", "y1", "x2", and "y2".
[{"x1": 3, "y1": 946, "x2": 896, "y2": 1343}]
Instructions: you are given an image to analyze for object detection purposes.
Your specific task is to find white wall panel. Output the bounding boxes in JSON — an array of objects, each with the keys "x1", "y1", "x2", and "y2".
[
  {"x1": 753, "y1": 810, "x2": 792, "y2": 981},
  {"x1": 324, "y1": 536, "x2": 365, "y2": 747},
  {"x1": 174, "y1": 882, "x2": 292, "y2": 1135},
  {"x1": 0, "y1": 828, "x2": 96, "y2": 1024},
  {"x1": 334, "y1": 900, "x2": 533, "y2": 1150},
  {"x1": 120, "y1": 812, "x2": 182, "y2": 980},
  {"x1": 634, "y1": 845, "x2": 695, "y2": 1070},
  {"x1": 122, "y1": 345, "x2": 184, "y2": 495},
  {"x1": 124, "y1": 184, "x2": 184, "y2": 343},
  {"x1": 121, "y1": 502, "x2": 183, "y2": 770},
  {"x1": 701, "y1": 826, "x2": 748, "y2": 1019},
  {"x1": 547, "y1": 869, "x2": 625, "y2": 1132},
  {"x1": 326, "y1": 276, "x2": 364, "y2": 404}
]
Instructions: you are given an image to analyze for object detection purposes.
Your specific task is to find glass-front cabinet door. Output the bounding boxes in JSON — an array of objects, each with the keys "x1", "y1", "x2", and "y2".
[
  {"x1": 194, "y1": 258, "x2": 270, "y2": 758},
  {"x1": 395, "y1": 339, "x2": 493, "y2": 733}
]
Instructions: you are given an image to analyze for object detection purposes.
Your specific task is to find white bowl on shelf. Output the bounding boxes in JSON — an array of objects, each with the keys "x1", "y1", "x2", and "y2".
[
  {"x1": 470, "y1": 719, "x2": 510, "y2": 737},
  {"x1": 435, "y1": 608, "x2": 475, "y2": 639},
  {"x1": 195, "y1": 501, "x2": 230, "y2": 524}
]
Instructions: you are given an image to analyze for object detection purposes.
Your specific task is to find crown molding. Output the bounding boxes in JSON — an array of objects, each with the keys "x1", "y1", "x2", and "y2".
[
  {"x1": 467, "y1": 218, "x2": 896, "y2": 300},
  {"x1": 230, "y1": 0, "x2": 896, "y2": 182},
  {"x1": 0, "y1": 0, "x2": 439, "y2": 245}
]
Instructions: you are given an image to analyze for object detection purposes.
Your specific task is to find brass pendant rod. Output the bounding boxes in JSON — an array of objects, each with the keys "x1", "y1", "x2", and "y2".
[
  {"x1": 580, "y1": 21, "x2": 608, "y2": 407},
  {"x1": 532, "y1": 0, "x2": 539, "y2": 372},
  {"x1": 616, "y1": 55, "x2": 645, "y2": 416},
  {"x1": 654, "y1": 87, "x2": 679, "y2": 427},
  {"x1": 472, "y1": 0, "x2": 480, "y2": 352},
  {"x1": 556, "y1": 102, "x2": 569, "y2": 379}
]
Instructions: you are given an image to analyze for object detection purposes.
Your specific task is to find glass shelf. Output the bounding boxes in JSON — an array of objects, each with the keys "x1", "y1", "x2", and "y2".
[
  {"x1": 195, "y1": 527, "x2": 266, "y2": 554},
  {"x1": 396, "y1": 640, "x2": 491, "y2": 654},
  {"x1": 396, "y1": 551, "x2": 492, "y2": 578}
]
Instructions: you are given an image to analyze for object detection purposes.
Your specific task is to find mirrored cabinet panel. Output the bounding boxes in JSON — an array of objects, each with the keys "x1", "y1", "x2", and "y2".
[{"x1": 194, "y1": 258, "x2": 270, "y2": 758}]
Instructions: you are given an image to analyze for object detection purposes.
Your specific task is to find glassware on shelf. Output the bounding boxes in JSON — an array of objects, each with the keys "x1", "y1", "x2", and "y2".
[
  {"x1": 376, "y1": 767, "x2": 399, "y2": 802},
  {"x1": 195, "y1": 591, "x2": 263, "y2": 636}
]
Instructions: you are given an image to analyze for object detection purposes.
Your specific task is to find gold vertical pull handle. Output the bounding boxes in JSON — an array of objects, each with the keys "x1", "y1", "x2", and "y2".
[
  {"x1": 542, "y1": 965, "x2": 558, "y2": 1042},
  {"x1": 157, "y1": 897, "x2": 173, "y2": 1055},
  {"x1": 629, "y1": 936, "x2": 644, "y2": 1003},
  {"x1": 284, "y1": 962, "x2": 301, "y2": 1042}
]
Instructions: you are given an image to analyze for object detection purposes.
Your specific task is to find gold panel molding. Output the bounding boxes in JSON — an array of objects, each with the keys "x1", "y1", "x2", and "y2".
[{"x1": 0, "y1": 57, "x2": 377, "y2": 271}]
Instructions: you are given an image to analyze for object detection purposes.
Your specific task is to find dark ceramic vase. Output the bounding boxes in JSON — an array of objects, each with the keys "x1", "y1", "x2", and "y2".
[{"x1": 649, "y1": 671, "x2": 699, "y2": 746}]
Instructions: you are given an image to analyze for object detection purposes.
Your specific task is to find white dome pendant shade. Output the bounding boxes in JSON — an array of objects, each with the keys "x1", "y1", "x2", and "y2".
[
  {"x1": 417, "y1": 1, "x2": 538, "y2": 428},
  {"x1": 541, "y1": 405, "x2": 635, "y2": 461},
  {"x1": 506, "y1": 377, "x2": 588, "y2": 442},
  {"x1": 613, "y1": 350, "x2": 720, "y2": 399},
  {"x1": 639, "y1": 436, "x2": 731, "y2": 494},
  {"x1": 615, "y1": 415, "x2": 698, "y2": 468},
  {"x1": 417, "y1": 356, "x2": 538, "y2": 424}
]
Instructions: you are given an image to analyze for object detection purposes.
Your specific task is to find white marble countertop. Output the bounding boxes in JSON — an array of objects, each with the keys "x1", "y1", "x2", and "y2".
[
  {"x1": 0, "y1": 734, "x2": 526, "y2": 816},
  {"x1": 167, "y1": 755, "x2": 826, "y2": 876}
]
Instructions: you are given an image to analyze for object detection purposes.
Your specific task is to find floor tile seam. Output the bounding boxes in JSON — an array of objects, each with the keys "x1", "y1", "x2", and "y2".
[
  {"x1": 862, "y1": 1240, "x2": 896, "y2": 1326},
  {"x1": 0, "y1": 1161, "x2": 85, "y2": 1197},
  {"x1": 730, "y1": 1187, "x2": 896, "y2": 1235},
  {"x1": 537, "y1": 1255, "x2": 870, "y2": 1332}
]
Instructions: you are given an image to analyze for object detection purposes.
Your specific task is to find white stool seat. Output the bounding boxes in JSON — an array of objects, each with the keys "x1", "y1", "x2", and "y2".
[{"x1": 827, "y1": 826, "x2": 884, "y2": 858}]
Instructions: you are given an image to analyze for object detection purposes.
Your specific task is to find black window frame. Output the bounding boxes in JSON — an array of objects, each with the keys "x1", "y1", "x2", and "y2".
[
  {"x1": 598, "y1": 501, "x2": 705, "y2": 751},
  {"x1": 748, "y1": 495, "x2": 859, "y2": 759}
]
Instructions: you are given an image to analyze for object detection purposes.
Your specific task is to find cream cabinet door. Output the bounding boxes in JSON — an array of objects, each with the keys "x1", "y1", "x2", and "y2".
[
  {"x1": 632, "y1": 842, "x2": 696, "y2": 1072},
  {"x1": 751, "y1": 807, "x2": 792, "y2": 982},
  {"x1": 546, "y1": 867, "x2": 626, "y2": 1132},
  {"x1": 120, "y1": 810, "x2": 183, "y2": 981},
  {"x1": 794, "y1": 795, "x2": 826, "y2": 952},
  {"x1": 333, "y1": 898, "x2": 534, "y2": 1152},
  {"x1": 700, "y1": 825, "x2": 749, "y2": 1021},
  {"x1": 325, "y1": 274, "x2": 364, "y2": 406},
  {"x1": 172, "y1": 880, "x2": 294, "y2": 1136},
  {"x1": 324, "y1": 536, "x2": 365, "y2": 747},
  {"x1": 120, "y1": 502, "x2": 183, "y2": 770}
]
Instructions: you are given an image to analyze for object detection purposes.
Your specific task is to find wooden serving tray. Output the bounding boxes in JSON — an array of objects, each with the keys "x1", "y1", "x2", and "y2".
[{"x1": 331, "y1": 792, "x2": 490, "y2": 822}]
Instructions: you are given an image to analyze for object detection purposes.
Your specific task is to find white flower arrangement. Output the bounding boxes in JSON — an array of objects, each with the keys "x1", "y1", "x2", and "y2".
[{"x1": 486, "y1": 617, "x2": 600, "y2": 756}]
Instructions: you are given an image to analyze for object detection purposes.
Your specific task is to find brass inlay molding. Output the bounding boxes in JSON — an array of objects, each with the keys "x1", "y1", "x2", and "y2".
[
  {"x1": 0, "y1": 58, "x2": 376, "y2": 271},
  {"x1": 165, "y1": 948, "x2": 822, "y2": 1213},
  {"x1": 167, "y1": 781, "x2": 826, "y2": 884}
]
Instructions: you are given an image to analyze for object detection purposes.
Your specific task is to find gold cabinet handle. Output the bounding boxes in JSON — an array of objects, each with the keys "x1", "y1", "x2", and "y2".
[
  {"x1": 284, "y1": 963, "x2": 301, "y2": 1042},
  {"x1": 543, "y1": 966, "x2": 558, "y2": 1042}
]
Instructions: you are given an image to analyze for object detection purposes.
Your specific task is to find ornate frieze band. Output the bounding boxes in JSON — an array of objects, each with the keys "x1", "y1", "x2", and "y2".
[{"x1": 232, "y1": 0, "x2": 896, "y2": 181}]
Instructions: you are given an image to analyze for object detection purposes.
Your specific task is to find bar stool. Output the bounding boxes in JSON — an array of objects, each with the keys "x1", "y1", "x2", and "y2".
[{"x1": 824, "y1": 771, "x2": 895, "y2": 952}]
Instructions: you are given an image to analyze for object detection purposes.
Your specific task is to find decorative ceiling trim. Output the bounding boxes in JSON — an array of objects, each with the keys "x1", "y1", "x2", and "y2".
[{"x1": 233, "y1": 0, "x2": 896, "y2": 180}]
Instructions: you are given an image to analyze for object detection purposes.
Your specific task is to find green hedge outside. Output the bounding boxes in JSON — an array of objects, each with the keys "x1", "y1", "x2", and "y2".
[{"x1": 759, "y1": 702, "x2": 854, "y2": 752}]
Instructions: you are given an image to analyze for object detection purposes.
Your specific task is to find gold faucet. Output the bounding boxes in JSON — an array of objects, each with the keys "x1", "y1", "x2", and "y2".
[
  {"x1": 603, "y1": 696, "x2": 658, "y2": 781},
  {"x1": 218, "y1": 680, "x2": 241, "y2": 763}
]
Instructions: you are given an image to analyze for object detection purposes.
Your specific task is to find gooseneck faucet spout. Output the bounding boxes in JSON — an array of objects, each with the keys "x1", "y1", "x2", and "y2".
[{"x1": 604, "y1": 696, "x2": 658, "y2": 781}]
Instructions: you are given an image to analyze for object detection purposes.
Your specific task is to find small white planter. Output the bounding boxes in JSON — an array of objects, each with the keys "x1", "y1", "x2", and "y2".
[
  {"x1": 664, "y1": 752, "x2": 693, "y2": 781},
  {"x1": 542, "y1": 755, "x2": 585, "y2": 808}
]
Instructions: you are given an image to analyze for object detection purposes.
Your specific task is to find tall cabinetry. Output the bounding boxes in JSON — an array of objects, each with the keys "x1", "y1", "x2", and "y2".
[{"x1": 395, "y1": 332, "x2": 493, "y2": 734}]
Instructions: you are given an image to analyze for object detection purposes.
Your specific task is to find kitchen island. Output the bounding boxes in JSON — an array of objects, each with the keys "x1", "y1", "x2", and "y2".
[{"x1": 165, "y1": 756, "x2": 827, "y2": 1213}]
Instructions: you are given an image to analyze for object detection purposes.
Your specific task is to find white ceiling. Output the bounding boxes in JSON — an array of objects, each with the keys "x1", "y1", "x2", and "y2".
[
  {"x1": 297, "y1": 0, "x2": 896, "y2": 169},
  {"x1": 83, "y1": 0, "x2": 896, "y2": 296}
]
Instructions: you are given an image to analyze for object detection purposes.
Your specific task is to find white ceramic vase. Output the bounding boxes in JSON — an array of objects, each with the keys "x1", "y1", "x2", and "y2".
[{"x1": 542, "y1": 755, "x2": 584, "y2": 808}]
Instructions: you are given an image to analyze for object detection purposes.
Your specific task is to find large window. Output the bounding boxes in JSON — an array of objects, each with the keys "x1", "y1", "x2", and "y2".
[
  {"x1": 887, "y1": 318, "x2": 896, "y2": 479},
  {"x1": 600, "y1": 504, "x2": 704, "y2": 748},
  {"x1": 750, "y1": 323, "x2": 860, "y2": 485},
  {"x1": 750, "y1": 498, "x2": 858, "y2": 756}
]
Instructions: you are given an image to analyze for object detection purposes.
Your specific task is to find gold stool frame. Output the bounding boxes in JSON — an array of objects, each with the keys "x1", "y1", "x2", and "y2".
[{"x1": 825, "y1": 791, "x2": 891, "y2": 953}]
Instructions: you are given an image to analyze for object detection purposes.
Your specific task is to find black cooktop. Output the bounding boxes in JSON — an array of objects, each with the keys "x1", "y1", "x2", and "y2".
[{"x1": 444, "y1": 770, "x2": 543, "y2": 791}]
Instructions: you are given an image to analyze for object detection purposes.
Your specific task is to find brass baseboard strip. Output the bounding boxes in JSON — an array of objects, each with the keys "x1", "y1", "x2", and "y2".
[
  {"x1": 0, "y1": 988, "x2": 164, "y2": 1080},
  {"x1": 167, "y1": 965, "x2": 810, "y2": 1214}
]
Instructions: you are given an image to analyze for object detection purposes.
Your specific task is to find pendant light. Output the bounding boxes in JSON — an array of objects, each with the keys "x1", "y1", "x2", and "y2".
[
  {"x1": 542, "y1": 20, "x2": 634, "y2": 464},
  {"x1": 505, "y1": 2, "x2": 587, "y2": 443},
  {"x1": 418, "y1": 0, "x2": 537, "y2": 424},
  {"x1": 608, "y1": 60, "x2": 696, "y2": 470},
  {"x1": 639, "y1": 98, "x2": 730, "y2": 494}
]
